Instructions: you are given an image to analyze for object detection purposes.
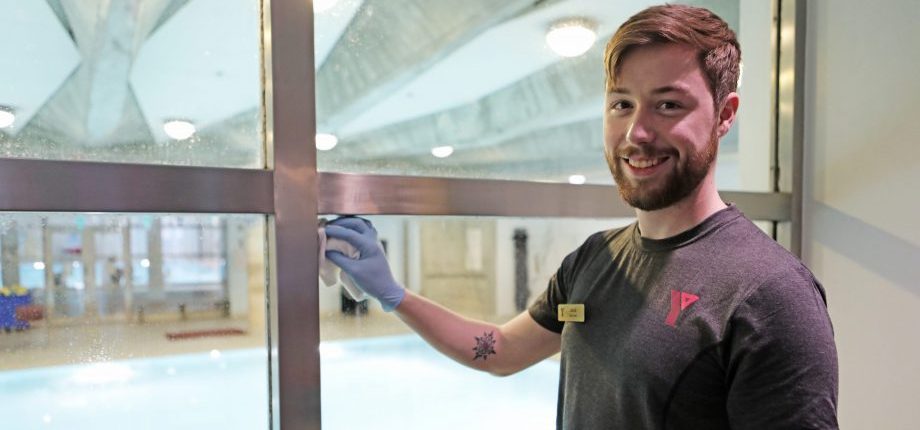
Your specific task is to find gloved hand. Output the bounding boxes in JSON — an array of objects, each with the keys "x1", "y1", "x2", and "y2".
[{"x1": 323, "y1": 217, "x2": 405, "y2": 311}]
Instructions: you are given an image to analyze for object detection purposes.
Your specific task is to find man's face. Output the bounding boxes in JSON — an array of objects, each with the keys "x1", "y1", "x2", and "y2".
[{"x1": 604, "y1": 43, "x2": 731, "y2": 211}]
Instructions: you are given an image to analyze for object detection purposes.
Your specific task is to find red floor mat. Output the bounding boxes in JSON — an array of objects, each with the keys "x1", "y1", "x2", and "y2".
[{"x1": 165, "y1": 328, "x2": 246, "y2": 341}]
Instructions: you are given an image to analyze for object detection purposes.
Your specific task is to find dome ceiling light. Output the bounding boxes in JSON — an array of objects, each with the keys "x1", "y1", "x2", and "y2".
[
  {"x1": 163, "y1": 120, "x2": 196, "y2": 140},
  {"x1": 0, "y1": 108, "x2": 15, "y2": 129},
  {"x1": 431, "y1": 145, "x2": 454, "y2": 158},
  {"x1": 546, "y1": 18, "x2": 597, "y2": 58},
  {"x1": 568, "y1": 174, "x2": 587, "y2": 185},
  {"x1": 315, "y1": 133, "x2": 338, "y2": 150}
]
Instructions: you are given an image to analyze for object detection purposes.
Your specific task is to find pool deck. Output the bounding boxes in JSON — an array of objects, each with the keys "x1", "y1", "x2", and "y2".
[
  {"x1": 0, "y1": 309, "x2": 428, "y2": 371},
  {"x1": 0, "y1": 311, "x2": 418, "y2": 371}
]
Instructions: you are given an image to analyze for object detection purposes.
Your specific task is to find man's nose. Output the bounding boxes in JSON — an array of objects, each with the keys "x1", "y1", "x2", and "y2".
[{"x1": 626, "y1": 110, "x2": 655, "y2": 145}]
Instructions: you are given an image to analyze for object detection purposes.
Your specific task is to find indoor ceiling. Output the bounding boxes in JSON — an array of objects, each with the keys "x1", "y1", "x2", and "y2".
[{"x1": 0, "y1": 0, "x2": 739, "y2": 185}]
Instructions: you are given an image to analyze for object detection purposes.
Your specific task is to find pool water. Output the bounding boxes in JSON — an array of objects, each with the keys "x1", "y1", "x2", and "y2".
[{"x1": 0, "y1": 335, "x2": 559, "y2": 429}]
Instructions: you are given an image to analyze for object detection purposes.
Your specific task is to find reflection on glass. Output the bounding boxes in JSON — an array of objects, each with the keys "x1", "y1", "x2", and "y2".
[
  {"x1": 0, "y1": 1, "x2": 264, "y2": 168},
  {"x1": 314, "y1": 1, "x2": 766, "y2": 189},
  {"x1": 319, "y1": 215, "x2": 633, "y2": 430},
  {"x1": 0, "y1": 213, "x2": 268, "y2": 429}
]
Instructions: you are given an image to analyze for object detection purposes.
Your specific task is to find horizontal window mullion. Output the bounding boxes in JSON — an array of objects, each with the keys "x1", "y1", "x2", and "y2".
[
  {"x1": 317, "y1": 172, "x2": 792, "y2": 221},
  {"x1": 0, "y1": 158, "x2": 273, "y2": 214}
]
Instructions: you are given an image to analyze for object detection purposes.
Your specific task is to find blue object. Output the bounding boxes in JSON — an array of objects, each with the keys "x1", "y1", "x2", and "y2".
[
  {"x1": 324, "y1": 217, "x2": 406, "y2": 311},
  {"x1": 0, "y1": 293, "x2": 32, "y2": 330}
]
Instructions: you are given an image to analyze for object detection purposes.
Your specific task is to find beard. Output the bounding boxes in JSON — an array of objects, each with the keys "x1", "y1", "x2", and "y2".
[{"x1": 607, "y1": 128, "x2": 718, "y2": 211}]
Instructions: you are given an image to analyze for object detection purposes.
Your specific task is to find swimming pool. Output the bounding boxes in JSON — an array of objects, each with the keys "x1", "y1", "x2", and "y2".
[{"x1": 0, "y1": 335, "x2": 559, "y2": 429}]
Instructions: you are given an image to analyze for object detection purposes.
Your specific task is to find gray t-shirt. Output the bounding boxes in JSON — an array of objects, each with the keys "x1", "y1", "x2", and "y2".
[{"x1": 529, "y1": 206, "x2": 838, "y2": 429}]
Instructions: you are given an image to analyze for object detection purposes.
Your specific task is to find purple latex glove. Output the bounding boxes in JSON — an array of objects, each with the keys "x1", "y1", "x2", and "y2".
[{"x1": 323, "y1": 217, "x2": 405, "y2": 311}]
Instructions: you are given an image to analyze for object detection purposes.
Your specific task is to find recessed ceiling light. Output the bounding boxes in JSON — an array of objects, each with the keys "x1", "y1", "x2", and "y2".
[
  {"x1": 313, "y1": 0, "x2": 339, "y2": 13},
  {"x1": 546, "y1": 18, "x2": 597, "y2": 58},
  {"x1": 431, "y1": 146, "x2": 454, "y2": 158},
  {"x1": 568, "y1": 174, "x2": 587, "y2": 185},
  {"x1": 315, "y1": 133, "x2": 338, "y2": 151},
  {"x1": 163, "y1": 120, "x2": 196, "y2": 140},
  {"x1": 0, "y1": 109, "x2": 15, "y2": 129}
]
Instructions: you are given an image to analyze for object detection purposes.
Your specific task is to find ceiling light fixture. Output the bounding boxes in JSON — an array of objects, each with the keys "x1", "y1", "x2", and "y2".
[
  {"x1": 568, "y1": 174, "x2": 587, "y2": 185},
  {"x1": 163, "y1": 120, "x2": 196, "y2": 140},
  {"x1": 313, "y1": 0, "x2": 339, "y2": 13},
  {"x1": 315, "y1": 133, "x2": 338, "y2": 151},
  {"x1": 0, "y1": 108, "x2": 15, "y2": 129},
  {"x1": 431, "y1": 146, "x2": 454, "y2": 158},
  {"x1": 546, "y1": 18, "x2": 597, "y2": 58}
]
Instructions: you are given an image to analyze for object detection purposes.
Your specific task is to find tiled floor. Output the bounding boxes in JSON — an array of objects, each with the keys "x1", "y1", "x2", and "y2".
[
  {"x1": 0, "y1": 310, "x2": 420, "y2": 371},
  {"x1": 2, "y1": 318, "x2": 256, "y2": 371},
  {"x1": 0, "y1": 303, "x2": 529, "y2": 372}
]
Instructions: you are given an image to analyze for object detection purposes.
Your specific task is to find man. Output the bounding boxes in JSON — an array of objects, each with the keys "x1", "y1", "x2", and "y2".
[{"x1": 325, "y1": 4, "x2": 838, "y2": 429}]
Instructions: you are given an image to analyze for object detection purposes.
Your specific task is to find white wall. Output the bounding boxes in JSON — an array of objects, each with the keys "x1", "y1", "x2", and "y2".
[
  {"x1": 494, "y1": 217, "x2": 633, "y2": 316},
  {"x1": 804, "y1": 1, "x2": 920, "y2": 428},
  {"x1": 225, "y1": 218, "x2": 250, "y2": 317},
  {"x1": 736, "y1": 0, "x2": 774, "y2": 193}
]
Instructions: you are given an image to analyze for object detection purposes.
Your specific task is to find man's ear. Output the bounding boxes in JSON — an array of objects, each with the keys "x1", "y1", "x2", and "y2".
[{"x1": 716, "y1": 92, "x2": 740, "y2": 137}]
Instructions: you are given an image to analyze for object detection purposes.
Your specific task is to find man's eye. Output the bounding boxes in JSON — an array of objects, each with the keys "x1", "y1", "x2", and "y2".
[
  {"x1": 610, "y1": 100, "x2": 633, "y2": 111},
  {"x1": 658, "y1": 101, "x2": 681, "y2": 110}
]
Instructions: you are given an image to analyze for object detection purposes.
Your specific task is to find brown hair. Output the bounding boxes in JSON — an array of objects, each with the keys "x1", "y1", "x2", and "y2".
[{"x1": 604, "y1": 4, "x2": 741, "y2": 107}]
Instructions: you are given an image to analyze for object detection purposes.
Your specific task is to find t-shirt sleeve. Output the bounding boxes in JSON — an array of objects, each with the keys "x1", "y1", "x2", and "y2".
[
  {"x1": 725, "y1": 267, "x2": 839, "y2": 429},
  {"x1": 527, "y1": 235, "x2": 596, "y2": 333},
  {"x1": 527, "y1": 265, "x2": 568, "y2": 333}
]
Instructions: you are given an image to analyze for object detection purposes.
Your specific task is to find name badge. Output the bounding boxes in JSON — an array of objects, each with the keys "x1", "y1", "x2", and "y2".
[{"x1": 557, "y1": 304, "x2": 585, "y2": 323}]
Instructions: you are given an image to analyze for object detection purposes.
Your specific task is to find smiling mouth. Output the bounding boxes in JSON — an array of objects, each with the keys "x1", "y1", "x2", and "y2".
[{"x1": 622, "y1": 156, "x2": 669, "y2": 169}]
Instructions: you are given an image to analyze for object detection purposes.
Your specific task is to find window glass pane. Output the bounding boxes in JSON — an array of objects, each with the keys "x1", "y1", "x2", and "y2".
[
  {"x1": 0, "y1": 213, "x2": 269, "y2": 429},
  {"x1": 0, "y1": 1, "x2": 264, "y2": 168},
  {"x1": 320, "y1": 215, "x2": 633, "y2": 429},
  {"x1": 315, "y1": 1, "x2": 771, "y2": 190}
]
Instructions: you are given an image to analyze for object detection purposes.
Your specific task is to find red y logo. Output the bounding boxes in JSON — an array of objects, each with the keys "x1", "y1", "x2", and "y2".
[{"x1": 665, "y1": 290, "x2": 699, "y2": 327}]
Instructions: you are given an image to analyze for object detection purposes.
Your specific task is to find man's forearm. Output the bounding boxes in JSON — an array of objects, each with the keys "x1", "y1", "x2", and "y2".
[{"x1": 393, "y1": 290, "x2": 557, "y2": 376}]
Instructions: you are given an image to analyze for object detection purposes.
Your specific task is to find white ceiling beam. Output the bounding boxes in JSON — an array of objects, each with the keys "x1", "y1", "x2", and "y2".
[{"x1": 316, "y1": 0, "x2": 543, "y2": 131}]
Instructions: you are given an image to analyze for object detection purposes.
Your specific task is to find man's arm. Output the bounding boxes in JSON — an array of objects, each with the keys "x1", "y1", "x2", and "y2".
[
  {"x1": 324, "y1": 217, "x2": 560, "y2": 376},
  {"x1": 726, "y1": 271, "x2": 838, "y2": 428},
  {"x1": 395, "y1": 291, "x2": 560, "y2": 376}
]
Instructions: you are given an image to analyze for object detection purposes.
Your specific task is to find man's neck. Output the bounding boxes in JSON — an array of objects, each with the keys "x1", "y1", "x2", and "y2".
[{"x1": 635, "y1": 176, "x2": 727, "y2": 240}]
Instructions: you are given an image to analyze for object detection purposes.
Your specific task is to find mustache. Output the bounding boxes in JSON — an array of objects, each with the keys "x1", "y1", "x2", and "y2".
[{"x1": 614, "y1": 146, "x2": 678, "y2": 159}]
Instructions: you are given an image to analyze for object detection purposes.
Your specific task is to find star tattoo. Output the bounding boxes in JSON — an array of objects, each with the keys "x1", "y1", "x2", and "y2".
[{"x1": 472, "y1": 331, "x2": 497, "y2": 361}]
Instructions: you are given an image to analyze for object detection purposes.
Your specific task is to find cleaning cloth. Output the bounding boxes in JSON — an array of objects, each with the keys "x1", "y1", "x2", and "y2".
[{"x1": 318, "y1": 219, "x2": 367, "y2": 302}]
